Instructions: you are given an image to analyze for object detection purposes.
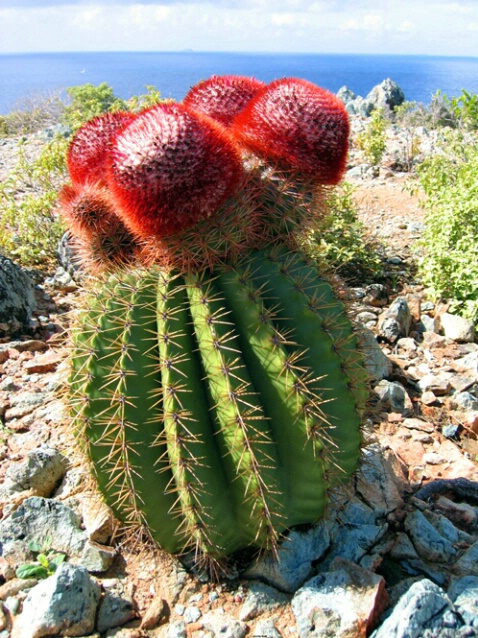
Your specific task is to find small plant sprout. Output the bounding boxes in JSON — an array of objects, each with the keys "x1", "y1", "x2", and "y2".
[{"x1": 16, "y1": 537, "x2": 66, "y2": 579}]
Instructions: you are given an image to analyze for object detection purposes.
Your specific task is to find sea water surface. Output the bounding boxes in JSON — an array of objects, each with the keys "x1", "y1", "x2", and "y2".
[{"x1": 1, "y1": 51, "x2": 478, "y2": 114}]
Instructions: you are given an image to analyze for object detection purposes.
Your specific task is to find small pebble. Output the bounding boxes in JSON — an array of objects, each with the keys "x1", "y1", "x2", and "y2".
[
  {"x1": 4, "y1": 596, "x2": 20, "y2": 615},
  {"x1": 184, "y1": 606, "x2": 201, "y2": 624},
  {"x1": 442, "y1": 424, "x2": 460, "y2": 440}
]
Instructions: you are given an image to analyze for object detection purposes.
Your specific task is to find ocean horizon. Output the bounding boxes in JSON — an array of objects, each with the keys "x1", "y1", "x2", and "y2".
[{"x1": 1, "y1": 51, "x2": 478, "y2": 115}]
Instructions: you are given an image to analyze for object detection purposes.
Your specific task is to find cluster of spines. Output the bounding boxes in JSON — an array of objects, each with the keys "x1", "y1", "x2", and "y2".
[{"x1": 69, "y1": 248, "x2": 363, "y2": 563}]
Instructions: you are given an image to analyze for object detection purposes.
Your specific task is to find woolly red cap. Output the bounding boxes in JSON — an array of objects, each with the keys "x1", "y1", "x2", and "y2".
[
  {"x1": 232, "y1": 78, "x2": 350, "y2": 184},
  {"x1": 67, "y1": 111, "x2": 136, "y2": 186},
  {"x1": 107, "y1": 102, "x2": 244, "y2": 238},
  {"x1": 183, "y1": 75, "x2": 266, "y2": 127}
]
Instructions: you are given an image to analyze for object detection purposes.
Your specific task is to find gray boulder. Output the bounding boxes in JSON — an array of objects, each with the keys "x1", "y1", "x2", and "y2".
[
  {"x1": 238, "y1": 582, "x2": 289, "y2": 621},
  {"x1": 243, "y1": 522, "x2": 333, "y2": 593},
  {"x1": 374, "y1": 380, "x2": 414, "y2": 416},
  {"x1": 0, "y1": 255, "x2": 35, "y2": 334},
  {"x1": 0, "y1": 496, "x2": 114, "y2": 576},
  {"x1": 359, "y1": 329, "x2": 392, "y2": 381},
  {"x1": 347, "y1": 96, "x2": 374, "y2": 117},
  {"x1": 371, "y1": 579, "x2": 460, "y2": 638},
  {"x1": 11, "y1": 563, "x2": 100, "y2": 638},
  {"x1": 96, "y1": 579, "x2": 137, "y2": 633},
  {"x1": 0, "y1": 497, "x2": 87, "y2": 565},
  {"x1": 378, "y1": 297, "x2": 412, "y2": 343},
  {"x1": 449, "y1": 576, "x2": 478, "y2": 627},
  {"x1": 404, "y1": 510, "x2": 457, "y2": 564},
  {"x1": 2, "y1": 446, "x2": 68, "y2": 497},
  {"x1": 337, "y1": 86, "x2": 356, "y2": 104},
  {"x1": 366, "y1": 78, "x2": 405, "y2": 112},
  {"x1": 439, "y1": 312, "x2": 475, "y2": 343},
  {"x1": 201, "y1": 610, "x2": 247, "y2": 638},
  {"x1": 292, "y1": 558, "x2": 387, "y2": 638}
]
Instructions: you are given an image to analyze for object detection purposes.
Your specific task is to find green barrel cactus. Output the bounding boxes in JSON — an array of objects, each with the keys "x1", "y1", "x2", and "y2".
[{"x1": 61, "y1": 75, "x2": 367, "y2": 568}]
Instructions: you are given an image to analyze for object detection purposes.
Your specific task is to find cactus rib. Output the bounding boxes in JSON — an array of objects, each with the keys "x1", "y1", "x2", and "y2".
[
  {"x1": 245, "y1": 247, "x2": 364, "y2": 479},
  {"x1": 70, "y1": 271, "x2": 179, "y2": 547},
  {"x1": 186, "y1": 272, "x2": 286, "y2": 552},
  {"x1": 157, "y1": 272, "x2": 243, "y2": 559}
]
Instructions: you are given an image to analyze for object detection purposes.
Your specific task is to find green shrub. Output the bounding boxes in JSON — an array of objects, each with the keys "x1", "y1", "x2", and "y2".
[
  {"x1": 0, "y1": 83, "x2": 165, "y2": 266},
  {"x1": 61, "y1": 82, "x2": 128, "y2": 131},
  {"x1": 417, "y1": 133, "x2": 478, "y2": 323},
  {"x1": 16, "y1": 538, "x2": 65, "y2": 580},
  {"x1": 355, "y1": 108, "x2": 387, "y2": 166},
  {"x1": 393, "y1": 101, "x2": 424, "y2": 170},
  {"x1": 303, "y1": 183, "x2": 383, "y2": 282},
  {"x1": 445, "y1": 89, "x2": 478, "y2": 131},
  {"x1": 61, "y1": 83, "x2": 164, "y2": 130},
  {"x1": 0, "y1": 136, "x2": 68, "y2": 265},
  {"x1": 126, "y1": 85, "x2": 165, "y2": 112},
  {"x1": 428, "y1": 90, "x2": 457, "y2": 128}
]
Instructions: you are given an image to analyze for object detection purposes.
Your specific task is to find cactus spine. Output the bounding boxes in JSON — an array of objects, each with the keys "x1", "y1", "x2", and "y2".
[{"x1": 62, "y1": 74, "x2": 366, "y2": 567}]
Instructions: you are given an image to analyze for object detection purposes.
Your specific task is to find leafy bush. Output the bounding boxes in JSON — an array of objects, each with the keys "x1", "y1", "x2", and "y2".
[
  {"x1": 304, "y1": 183, "x2": 383, "y2": 283},
  {"x1": 444, "y1": 89, "x2": 478, "y2": 131},
  {"x1": 61, "y1": 82, "x2": 128, "y2": 131},
  {"x1": 0, "y1": 136, "x2": 68, "y2": 265},
  {"x1": 126, "y1": 85, "x2": 165, "y2": 112},
  {"x1": 355, "y1": 108, "x2": 387, "y2": 165},
  {"x1": 417, "y1": 133, "x2": 478, "y2": 323},
  {"x1": 427, "y1": 90, "x2": 457, "y2": 128},
  {"x1": 61, "y1": 83, "x2": 164, "y2": 130},
  {"x1": 0, "y1": 83, "x2": 164, "y2": 266}
]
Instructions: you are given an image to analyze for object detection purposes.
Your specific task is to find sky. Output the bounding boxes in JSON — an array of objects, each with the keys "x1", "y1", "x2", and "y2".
[{"x1": 0, "y1": 0, "x2": 477, "y2": 57}]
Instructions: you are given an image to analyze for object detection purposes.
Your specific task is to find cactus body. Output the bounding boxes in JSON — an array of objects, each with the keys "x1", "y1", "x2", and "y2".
[
  {"x1": 61, "y1": 75, "x2": 367, "y2": 569},
  {"x1": 70, "y1": 246, "x2": 364, "y2": 561}
]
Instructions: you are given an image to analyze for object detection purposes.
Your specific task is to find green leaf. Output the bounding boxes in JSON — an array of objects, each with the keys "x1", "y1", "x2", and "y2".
[
  {"x1": 16, "y1": 564, "x2": 49, "y2": 579},
  {"x1": 49, "y1": 554, "x2": 66, "y2": 570},
  {"x1": 27, "y1": 540, "x2": 43, "y2": 553}
]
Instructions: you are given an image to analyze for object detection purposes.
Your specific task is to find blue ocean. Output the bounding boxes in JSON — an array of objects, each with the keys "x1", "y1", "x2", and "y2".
[{"x1": 1, "y1": 51, "x2": 477, "y2": 115}]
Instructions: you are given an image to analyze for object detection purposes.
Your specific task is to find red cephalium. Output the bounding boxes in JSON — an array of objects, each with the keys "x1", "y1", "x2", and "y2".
[
  {"x1": 232, "y1": 78, "x2": 350, "y2": 185},
  {"x1": 67, "y1": 111, "x2": 136, "y2": 186},
  {"x1": 184, "y1": 75, "x2": 266, "y2": 127},
  {"x1": 107, "y1": 102, "x2": 244, "y2": 238}
]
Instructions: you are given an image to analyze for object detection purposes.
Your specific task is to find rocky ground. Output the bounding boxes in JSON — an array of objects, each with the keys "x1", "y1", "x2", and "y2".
[{"x1": 0, "y1": 109, "x2": 478, "y2": 638}]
